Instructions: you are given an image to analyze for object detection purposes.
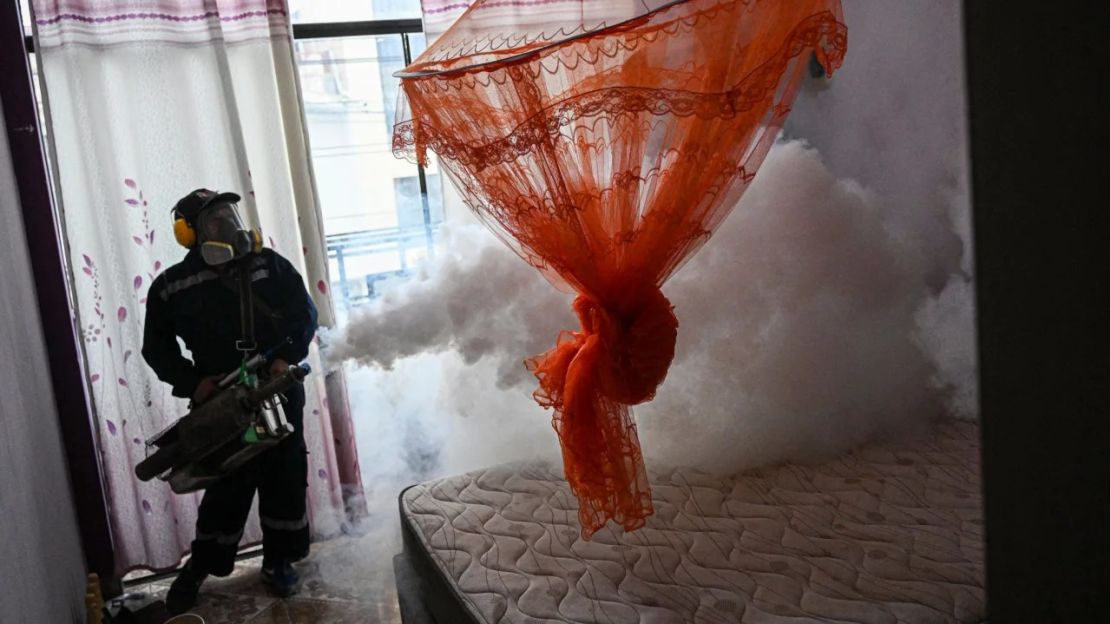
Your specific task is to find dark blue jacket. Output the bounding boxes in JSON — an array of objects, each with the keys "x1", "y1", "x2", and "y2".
[{"x1": 142, "y1": 248, "x2": 318, "y2": 399}]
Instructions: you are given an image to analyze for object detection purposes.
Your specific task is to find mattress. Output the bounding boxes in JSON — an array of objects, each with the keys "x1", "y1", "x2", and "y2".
[{"x1": 397, "y1": 420, "x2": 984, "y2": 623}]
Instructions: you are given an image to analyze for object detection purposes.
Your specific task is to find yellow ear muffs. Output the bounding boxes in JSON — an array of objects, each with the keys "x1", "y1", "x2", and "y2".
[
  {"x1": 173, "y1": 218, "x2": 196, "y2": 248},
  {"x1": 250, "y1": 229, "x2": 263, "y2": 253}
]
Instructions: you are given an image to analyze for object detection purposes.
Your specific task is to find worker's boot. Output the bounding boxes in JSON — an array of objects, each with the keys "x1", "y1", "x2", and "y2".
[
  {"x1": 165, "y1": 561, "x2": 207, "y2": 615},
  {"x1": 260, "y1": 559, "x2": 300, "y2": 597}
]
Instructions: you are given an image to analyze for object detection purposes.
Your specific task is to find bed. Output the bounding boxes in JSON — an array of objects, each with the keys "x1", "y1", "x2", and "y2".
[{"x1": 394, "y1": 420, "x2": 984, "y2": 623}]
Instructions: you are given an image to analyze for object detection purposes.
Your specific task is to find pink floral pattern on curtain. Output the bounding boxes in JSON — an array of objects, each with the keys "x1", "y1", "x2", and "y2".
[{"x1": 33, "y1": 0, "x2": 363, "y2": 574}]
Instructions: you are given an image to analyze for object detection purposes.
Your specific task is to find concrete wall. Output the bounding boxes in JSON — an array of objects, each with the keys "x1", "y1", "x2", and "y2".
[{"x1": 0, "y1": 98, "x2": 87, "y2": 624}]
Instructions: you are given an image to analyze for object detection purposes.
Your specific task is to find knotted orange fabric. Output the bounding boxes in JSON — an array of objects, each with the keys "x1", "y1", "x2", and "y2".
[{"x1": 394, "y1": 0, "x2": 847, "y2": 538}]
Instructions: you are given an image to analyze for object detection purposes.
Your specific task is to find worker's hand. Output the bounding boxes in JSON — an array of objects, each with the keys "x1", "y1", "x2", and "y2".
[
  {"x1": 192, "y1": 375, "x2": 222, "y2": 405},
  {"x1": 269, "y1": 358, "x2": 290, "y2": 378}
]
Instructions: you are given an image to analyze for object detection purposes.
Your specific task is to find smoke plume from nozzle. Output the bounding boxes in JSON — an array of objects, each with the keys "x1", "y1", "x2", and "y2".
[{"x1": 325, "y1": 140, "x2": 974, "y2": 480}]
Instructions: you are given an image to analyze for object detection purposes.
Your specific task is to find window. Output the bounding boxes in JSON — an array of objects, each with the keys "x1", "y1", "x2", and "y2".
[
  {"x1": 394, "y1": 174, "x2": 445, "y2": 230},
  {"x1": 21, "y1": 1, "x2": 440, "y2": 314},
  {"x1": 288, "y1": 13, "x2": 445, "y2": 314}
]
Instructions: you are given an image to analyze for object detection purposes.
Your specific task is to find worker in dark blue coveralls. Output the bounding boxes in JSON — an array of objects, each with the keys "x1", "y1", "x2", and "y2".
[{"x1": 142, "y1": 189, "x2": 318, "y2": 614}]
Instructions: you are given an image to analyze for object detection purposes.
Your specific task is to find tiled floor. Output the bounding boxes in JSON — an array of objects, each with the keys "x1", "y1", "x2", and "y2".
[{"x1": 121, "y1": 525, "x2": 403, "y2": 623}]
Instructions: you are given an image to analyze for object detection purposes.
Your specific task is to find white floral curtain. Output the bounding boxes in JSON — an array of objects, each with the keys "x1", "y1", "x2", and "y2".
[{"x1": 32, "y1": 0, "x2": 362, "y2": 573}]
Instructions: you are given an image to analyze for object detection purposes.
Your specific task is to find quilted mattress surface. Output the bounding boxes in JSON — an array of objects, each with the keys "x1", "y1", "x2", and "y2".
[{"x1": 400, "y1": 421, "x2": 984, "y2": 623}]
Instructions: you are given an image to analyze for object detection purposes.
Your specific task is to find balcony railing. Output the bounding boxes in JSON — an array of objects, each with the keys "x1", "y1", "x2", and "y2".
[{"x1": 327, "y1": 223, "x2": 439, "y2": 310}]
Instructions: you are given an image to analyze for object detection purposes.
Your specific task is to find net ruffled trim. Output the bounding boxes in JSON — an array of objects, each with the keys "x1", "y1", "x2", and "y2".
[
  {"x1": 417, "y1": 0, "x2": 750, "y2": 69},
  {"x1": 393, "y1": 11, "x2": 847, "y2": 168}
]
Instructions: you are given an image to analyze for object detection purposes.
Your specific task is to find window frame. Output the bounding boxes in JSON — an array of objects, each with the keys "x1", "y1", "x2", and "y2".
[
  {"x1": 23, "y1": 18, "x2": 425, "y2": 52},
  {"x1": 25, "y1": 18, "x2": 440, "y2": 312}
]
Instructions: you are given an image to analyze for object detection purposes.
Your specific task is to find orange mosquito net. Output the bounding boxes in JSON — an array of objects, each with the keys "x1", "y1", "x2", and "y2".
[{"x1": 393, "y1": 0, "x2": 847, "y2": 538}]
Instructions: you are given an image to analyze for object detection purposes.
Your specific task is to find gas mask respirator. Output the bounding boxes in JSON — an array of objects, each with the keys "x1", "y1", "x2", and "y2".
[{"x1": 196, "y1": 202, "x2": 260, "y2": 266}]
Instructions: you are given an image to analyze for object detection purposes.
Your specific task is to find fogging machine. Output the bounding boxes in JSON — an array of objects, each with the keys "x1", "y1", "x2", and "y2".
[{"x1": 135, "y1": 350, "x2": 310, "y2": 493}]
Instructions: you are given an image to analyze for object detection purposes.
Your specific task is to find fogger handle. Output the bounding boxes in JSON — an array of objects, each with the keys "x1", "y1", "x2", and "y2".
[
  {"x1": 218, "y1": 355, "x2": 262, "y2": 389},
  {"x1": 217, "y1": 338, "x2": 295, "y2": 389},
  {"x1": 248, "y1": 363, "x2": 311, "y2": 406}
]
